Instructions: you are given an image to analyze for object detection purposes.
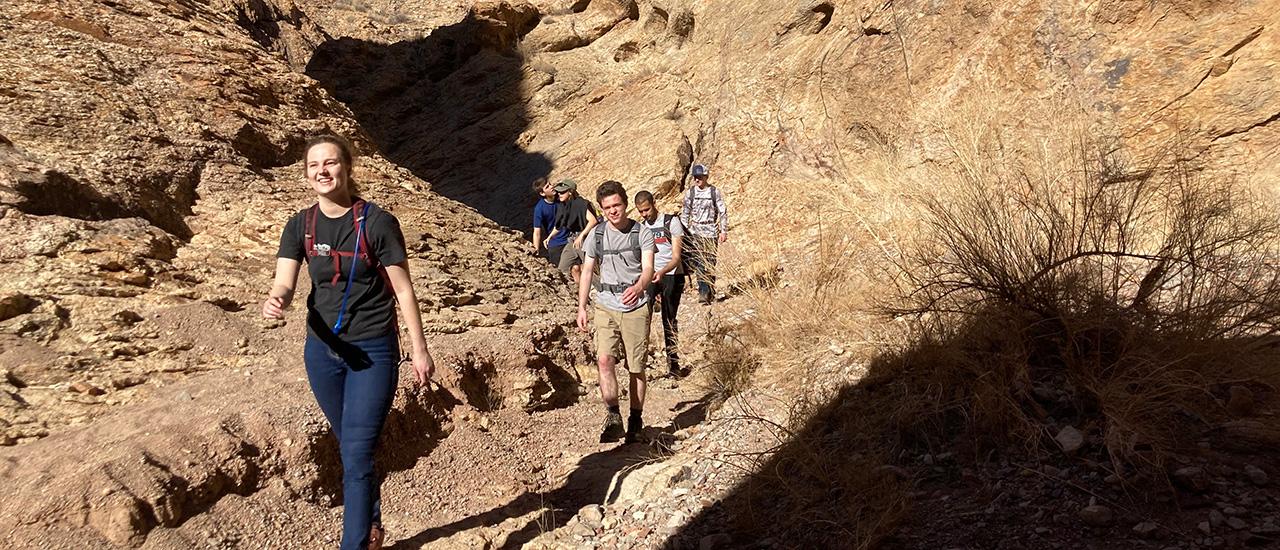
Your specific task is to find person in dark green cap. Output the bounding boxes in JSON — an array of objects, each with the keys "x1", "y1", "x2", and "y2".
[{"x1": 543, "y1": 179, "x2": 599, "y2": 286}]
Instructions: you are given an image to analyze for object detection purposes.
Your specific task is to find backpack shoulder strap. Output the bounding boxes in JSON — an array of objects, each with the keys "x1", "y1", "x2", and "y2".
[
  {"x1": 710, "y1": 186, "x2": 720, "y2": 219},
  {"x1": 352, "y1": 199, "x2": 372, "y2": 261},
  {"x1": 304, "y1": 204, "x2": 319, "y2": 258},
  {"x1": 593, "y1": 223, "x2": 606, "y2": 256}
]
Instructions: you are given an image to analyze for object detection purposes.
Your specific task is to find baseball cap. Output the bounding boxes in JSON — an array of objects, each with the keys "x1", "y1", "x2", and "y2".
[
  {"x1": 553, "y1": 179, "x2": 577, "y2": 192},
  {"x1": 691, "y1": 164, "x2": 709, "y2": 177}
]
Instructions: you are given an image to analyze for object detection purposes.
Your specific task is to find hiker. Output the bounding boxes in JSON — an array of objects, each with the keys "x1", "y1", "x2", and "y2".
[
  {"x1": 530, "y1": 177, "x2": 564, "y2": 265},
  {"x1": 262, "y1": 134, "x2": 434, "y2": 550},
  {"x1": 680, "y1": 164, "x2": 728, "y2": 305},
  {"x1": 635, "y1": 190, "x2": 687, "y2": 377},
  {"x1": 576, "y1": 180, "x2": 656, "y2": 443},
  {"x1": 544, "y1": 179, "x2": 599, "y2": 285}
]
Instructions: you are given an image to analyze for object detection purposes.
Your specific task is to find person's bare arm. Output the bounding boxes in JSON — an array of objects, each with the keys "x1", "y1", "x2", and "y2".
[
  {"x1": 655, "y1": 235, "x2": 683, "y2": 282},
  {"x1": 576, "y1": 255, "x2": 597, "y2": 332},
  {"x1": 575, "y1": 210, "x2": 600, "y2": 250},
  {"x1": 386, "y1": 261, "x2": 435, "y2": 385},
  {"x1": 622, "y1": 250, "x2": 655, "y2": 306},
  {"x1": 262, "y1": 258, "x2": 301, "y2": 319}
]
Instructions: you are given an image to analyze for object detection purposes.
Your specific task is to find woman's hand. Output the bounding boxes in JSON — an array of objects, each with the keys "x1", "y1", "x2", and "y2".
[
  {"x1": 262, "y1": 295, "x2": 286, "y2": 319},
  {"x1": 412, "y1": 347, "x2": 435, "y2": 385}
]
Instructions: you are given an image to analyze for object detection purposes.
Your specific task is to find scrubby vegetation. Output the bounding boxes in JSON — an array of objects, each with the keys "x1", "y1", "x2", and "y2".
[{"x1": 702, "y1": 117, "x2": 1280, "y2": 547}]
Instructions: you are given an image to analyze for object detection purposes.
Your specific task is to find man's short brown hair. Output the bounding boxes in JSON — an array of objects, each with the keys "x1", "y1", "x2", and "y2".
[
  {"x1": 531, "y1": 177, "x2": 549, "y2": 194},
  {"x1": 596, "y1": 180, "x2": 627, "y2": 206}
]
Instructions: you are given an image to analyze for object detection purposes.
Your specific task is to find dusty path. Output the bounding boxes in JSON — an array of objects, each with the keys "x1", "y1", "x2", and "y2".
[{"x1": 0, "y1": 284, "x2": 745, "y2": 550}]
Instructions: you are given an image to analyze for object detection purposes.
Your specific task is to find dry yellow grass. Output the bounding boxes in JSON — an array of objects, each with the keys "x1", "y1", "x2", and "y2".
[{"x1": 696, "y1": 99, "x2": 1280, "y2": 545}]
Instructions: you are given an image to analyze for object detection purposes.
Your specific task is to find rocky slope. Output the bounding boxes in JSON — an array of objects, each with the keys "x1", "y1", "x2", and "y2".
[{"x1": 2, "y1": 0, "x2": 1278, "y2": 548}]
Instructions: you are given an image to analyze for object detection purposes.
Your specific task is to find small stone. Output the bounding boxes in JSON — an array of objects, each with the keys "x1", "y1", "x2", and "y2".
[
  {"x1": 570, "y1": 522, "x2": 594, "y2": 538},
  {"x1": 478, "y1": 416, "x2": 491, "y2": 432},
  {"x1": 1055, "y1": 426, "x2": 1085, "y2": 454},
  {"x1": 69, "y1": 382, "x2": 106, "y2": 396},
  {"x1": 578, "y1": 505, "x2": 604, "y2": 529},
  {"x1": 1198, "y1": 521, "x2": 1212, "y2": 536},
  {"x1": 700, "y1": 533, "x2": 733, "y2": 550},
  {"x1": 1133, "y1": 521, "x2": 1159, "y2": 537},
  {"x1": 1227, "y1": 517, "x2": 1247, "y2": 530},
  {"x1": 1079, "y1": 505, "x2": 1114, "y2": 527},
  {"x1": 1210, "y1": 510, "x2": 1226, "y2": 528},
  {"x1": 0, "y1": 434, "x2": 14, "y2": 446},
  {"x1": 1173, "y1": 466, "x2": 1209, "y2": 492},
  {"x1": 632, "y1": 510, "x2": 646, "y2": 521},
  {"x1": 666, "y1": 512, "x2": 686, "y2": 529},
  {"x1": 1244, "y1": 464, "x2": 1269, "y2": 486},
  {"x1": 1227, "y1": 385, "x2": 1255, "y2": 416}
]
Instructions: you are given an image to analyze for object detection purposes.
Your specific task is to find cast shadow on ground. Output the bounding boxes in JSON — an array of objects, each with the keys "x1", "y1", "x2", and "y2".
[
  {"x1": 387, "y1": 395, "x2": 713, "y2": 549},
  {"x1": 305, "y1": 10, "x2": 553, "y2": 231},
  {"x1": 310, "y1": 382, "x2": 462, "y2": 509}
]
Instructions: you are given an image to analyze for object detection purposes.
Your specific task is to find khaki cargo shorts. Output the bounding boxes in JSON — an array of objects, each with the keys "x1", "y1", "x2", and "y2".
[{"x1": 594, "y1": 304, "x2": 651, "y2": 374}]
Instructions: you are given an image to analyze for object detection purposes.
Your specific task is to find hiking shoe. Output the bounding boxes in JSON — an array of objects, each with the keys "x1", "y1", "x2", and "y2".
[
  {"x1": 600, "y1": 411, "x2": 624, "y2": 443},
  {"x1": 368, "y1": 522, "x2": 385, "y2": 550},
  {"x1": 625, "y1": 417, "x2": 644, "y2": 444}
]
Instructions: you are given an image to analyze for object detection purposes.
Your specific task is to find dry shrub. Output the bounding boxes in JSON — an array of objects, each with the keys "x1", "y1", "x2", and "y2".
[
  {"x1": 886, "y1": 119, "x2": 1280, "y2": 472},
  {"x1": 698, "y1": 98, "x2": 1280, "y2": 545}
]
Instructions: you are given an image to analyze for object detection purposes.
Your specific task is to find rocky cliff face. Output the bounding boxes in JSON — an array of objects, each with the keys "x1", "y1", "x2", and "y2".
[
  {"x1": 0, "y1": 0, "x2": 580, "y2": 447},
  {"x1": 1, "y1": 0, "x2": 1276, "y2": 546}
]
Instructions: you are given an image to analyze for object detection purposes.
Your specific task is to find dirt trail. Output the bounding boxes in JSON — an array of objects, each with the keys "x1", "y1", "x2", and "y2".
[{"x1": 0, "y1": 283, "x2": 750, "y2": 549}]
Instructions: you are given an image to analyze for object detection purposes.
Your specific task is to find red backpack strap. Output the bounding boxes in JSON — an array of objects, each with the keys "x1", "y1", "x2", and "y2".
[
  {"x1": 352, "y1": 200, "x2": 374, "y2": 264},
  {"x1": 304, "y1": 204, "x2": 319, "y2": 257}
]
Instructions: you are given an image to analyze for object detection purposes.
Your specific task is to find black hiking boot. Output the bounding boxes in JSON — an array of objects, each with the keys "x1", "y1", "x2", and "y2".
[
  {"x1": 625, "y1": 416, "x2": 644, "y2": 444},
  {"x1": 668, "y1": 362, "x2": 688, "y2": 378},
  {"x1": 600, "y1": 411, "x2": 624, "y2": 443}
]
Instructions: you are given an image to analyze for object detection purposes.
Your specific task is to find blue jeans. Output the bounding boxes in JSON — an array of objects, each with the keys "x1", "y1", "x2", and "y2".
[{"x1": 304, "y1": 332, "x2": 399, "y2": 550}]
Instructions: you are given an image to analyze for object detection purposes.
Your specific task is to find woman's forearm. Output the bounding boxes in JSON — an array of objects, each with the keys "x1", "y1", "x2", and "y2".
[{"x1": 397, "y1": 286, "x2": 430, "y2": 353}]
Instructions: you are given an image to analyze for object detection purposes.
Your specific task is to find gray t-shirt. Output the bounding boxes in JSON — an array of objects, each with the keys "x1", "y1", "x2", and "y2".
[
  {"x1": 641, "y1": 214, "x2": 684, "y2": 275},
  {"x1": 584, "y1": 220, "x2": 656, "y2": 312}
]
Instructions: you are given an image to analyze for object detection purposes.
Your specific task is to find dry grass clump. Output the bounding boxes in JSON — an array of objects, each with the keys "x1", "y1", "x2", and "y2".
[
  {"x1": 885, "y1": 128, "x2": 1280, "y2": 472},
  {"x1": 694, "y1": 107, "x2": 1280, "y2": 546}
]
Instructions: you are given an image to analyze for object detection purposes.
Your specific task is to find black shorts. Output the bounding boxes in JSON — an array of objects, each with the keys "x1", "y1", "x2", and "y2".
[{"x1": 545, "y1": 244, "x2": 566, "y2": 267}]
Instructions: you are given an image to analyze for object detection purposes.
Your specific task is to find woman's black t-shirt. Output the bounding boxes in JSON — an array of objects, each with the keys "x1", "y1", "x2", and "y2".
[
  {"x1": 554, "y1": 196, "x2": 597, "y2": 238},
  {"x1": 277, "y1": 202, "x2": 407, "y2": 342}
]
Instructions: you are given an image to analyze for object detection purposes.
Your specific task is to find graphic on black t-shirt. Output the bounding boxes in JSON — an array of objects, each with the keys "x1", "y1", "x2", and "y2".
[{"x1": 277, "y1": 202, "x2": 407, "y2": 342}]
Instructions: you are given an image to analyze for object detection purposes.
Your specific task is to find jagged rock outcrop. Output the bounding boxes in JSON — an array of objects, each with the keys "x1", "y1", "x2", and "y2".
[{"x1": 2, "y1": 0, "x2": 1277, "y2": 547}]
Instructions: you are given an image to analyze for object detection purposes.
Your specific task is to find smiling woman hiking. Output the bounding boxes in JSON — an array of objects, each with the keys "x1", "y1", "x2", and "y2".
[{"x1": 262, "y1": 134, "x2": 435, "y2": 550}]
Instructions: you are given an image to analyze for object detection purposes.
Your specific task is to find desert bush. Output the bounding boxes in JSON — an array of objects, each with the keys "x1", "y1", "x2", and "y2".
[{"x1": 886, "y1": 127, "x2": 1280, "y2": 470}]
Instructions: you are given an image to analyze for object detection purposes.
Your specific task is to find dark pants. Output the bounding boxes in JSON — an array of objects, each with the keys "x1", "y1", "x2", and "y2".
[
  {"x1": 687, "y1": 235, "x2": 719, "y2": 301},
  {"x1": 546, "y1": 244, "x2": 566, "y2": 267},
  {"x1": 304, "y1": 332, "x2": 400, "y2": 550},
  {"x1": 651, "y1": 274, "x2": 685, "y2": 370}
]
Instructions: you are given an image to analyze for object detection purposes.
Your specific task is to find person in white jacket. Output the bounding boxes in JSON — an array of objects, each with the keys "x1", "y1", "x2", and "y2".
[{"x1": 679, "y1": 164, "x2": 728, "y2": 305}]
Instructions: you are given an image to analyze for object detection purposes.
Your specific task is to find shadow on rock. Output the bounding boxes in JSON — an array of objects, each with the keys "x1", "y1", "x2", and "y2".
[{"x1": 305, "y1": 3, "x2": 553, "y2": 230}]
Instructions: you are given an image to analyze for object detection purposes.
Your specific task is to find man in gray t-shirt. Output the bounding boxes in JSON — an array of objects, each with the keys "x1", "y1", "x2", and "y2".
[{"x1": 577, "y1": 181, "x2": 656, "y2": 444}]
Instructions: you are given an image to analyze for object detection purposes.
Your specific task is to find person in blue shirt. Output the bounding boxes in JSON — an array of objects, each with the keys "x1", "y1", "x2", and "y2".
[{"x1": 530, "y1": 178, "x2": 565, "y2": 265}]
